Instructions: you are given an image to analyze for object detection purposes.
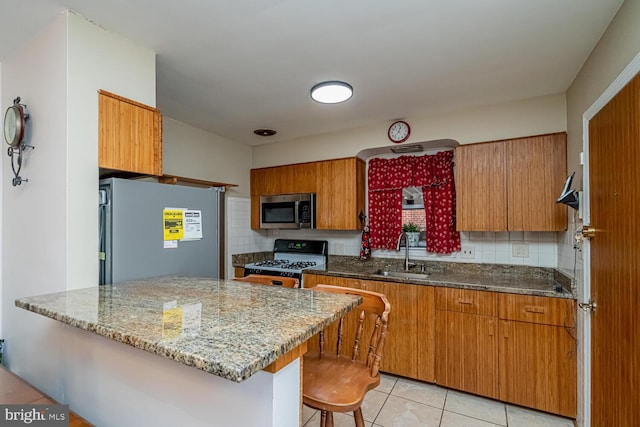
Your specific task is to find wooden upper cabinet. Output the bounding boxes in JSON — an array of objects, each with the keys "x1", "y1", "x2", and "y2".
[
  {"x1": 456, "y1": 141, "x2": 507, "y2": 231},
  {"x1": 507, "y1": 134, "x2": 567, "y2": 230},
  {"x1": 250, "y1": 157, "x2": 365, "y2": 230},
  {"x1": 455, "y1": 132, "x2": 567, "y2": 231},
  {"x1": 251, "y1": 163, "x2": 316, "y2": 196},
  {"x1": 315, "y1": 157, "x2": 365, "y2": 230},
  {"x1": 98, "y1": 90, "x2": 162, "y2": 176}
]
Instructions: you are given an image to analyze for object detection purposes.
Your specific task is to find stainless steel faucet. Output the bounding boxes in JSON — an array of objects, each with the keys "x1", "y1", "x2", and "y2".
[{"x1": 396, "y1": 232, "x2": 416, "y2": 271}]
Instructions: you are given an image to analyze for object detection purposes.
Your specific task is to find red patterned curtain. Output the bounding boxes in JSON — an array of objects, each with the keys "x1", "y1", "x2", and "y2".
[
  {"x1": 415, "y1": 151, "x2": 461, "y2": 254},
  {"x1": 368, "y1": 157, "x2": 412, "y2": 249},
  {"x1": 368, "y1": 152, "x2": 460, "y2": 253}
]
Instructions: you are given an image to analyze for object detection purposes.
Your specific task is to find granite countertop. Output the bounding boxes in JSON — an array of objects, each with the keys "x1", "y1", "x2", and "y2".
[
  {"x1": 15, "y1": 276, "x2": 360, "y2": 382},
  {"x1": 306, "y1": 256, "x2": 575, "y2": 299}
]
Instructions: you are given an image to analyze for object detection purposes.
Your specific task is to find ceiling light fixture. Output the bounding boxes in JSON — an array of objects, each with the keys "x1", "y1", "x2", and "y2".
[{"x1": 310, "y1": 81, "x2": 353, "y2": 104}]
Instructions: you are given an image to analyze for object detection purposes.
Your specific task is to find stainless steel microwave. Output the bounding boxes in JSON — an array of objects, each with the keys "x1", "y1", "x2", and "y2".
[{"x1": 260, "y1": 193, "x2": 316, "y2": 229}]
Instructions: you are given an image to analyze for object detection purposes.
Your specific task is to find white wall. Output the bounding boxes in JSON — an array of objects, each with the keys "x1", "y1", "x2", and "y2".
[
  {"x1": 2, "y1": 14, "x2": 69, "y2": 392},
  {"x1": 163, "y1": 118, "x2": 252, "y2": 198},
  {"x1": 252, "y1": 93, "x2": 566, "y2": 168},
  {"x1": 1, "y1": 10, "x2": 155, "y2": 407}
]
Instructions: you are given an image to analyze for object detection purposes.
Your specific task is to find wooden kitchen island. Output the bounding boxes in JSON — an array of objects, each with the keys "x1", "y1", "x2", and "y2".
[{"x1": 15, "y1": 277, "x2": 360, "y2": 427}]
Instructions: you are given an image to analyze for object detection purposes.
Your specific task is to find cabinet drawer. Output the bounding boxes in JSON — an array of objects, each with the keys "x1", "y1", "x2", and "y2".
[
  {"x1": 435, "y1": 288, "x2": 497, "y2": 316},
  {"x1": 498, "y1": 294, "x2": 575, "y2": 327}
]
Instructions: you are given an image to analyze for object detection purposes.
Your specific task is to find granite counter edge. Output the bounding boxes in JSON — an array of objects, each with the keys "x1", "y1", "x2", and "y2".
[
  {"x1": 304, "y1": 270, "x2": 576, "y2": 299},
  {"x1": 15, "y1": 296, "x2": 361, "y2": 383}
]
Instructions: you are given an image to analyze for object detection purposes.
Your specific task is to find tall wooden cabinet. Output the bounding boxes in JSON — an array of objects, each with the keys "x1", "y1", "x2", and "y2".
[
  {"x1": 456, "y1": 133, "x2": 567, "y2": 231},
  {"x1": 250, "y1": 157, "x2": 365, "y2": 230},
  {"x1": 98, "y1": 90, "x2": 162, "y2": 176}
]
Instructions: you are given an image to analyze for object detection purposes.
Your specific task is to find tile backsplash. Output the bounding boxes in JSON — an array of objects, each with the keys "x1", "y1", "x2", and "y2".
[{"x1": 227, "y1": 197, "x2": 581, "y2": 276}]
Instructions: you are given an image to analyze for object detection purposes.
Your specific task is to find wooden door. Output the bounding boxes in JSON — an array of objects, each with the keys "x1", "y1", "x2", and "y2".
[
  {"x1": 436, "y1": 310, "x2": 498, "y2": 398},
  {"x1": 588, "y1": 71, "x2": 640, "y2": 425},
  {"x1": 507, "y1": 133, "x2": 567, "y2": 231},
  {"x1": 455, "y1": 142, "x2": 507, "y2": 231},
  {"x1": 499, "y1": 321, "x2": 576, "y2": 417}
]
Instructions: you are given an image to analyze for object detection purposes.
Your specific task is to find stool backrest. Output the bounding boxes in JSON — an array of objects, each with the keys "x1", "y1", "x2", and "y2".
[{"x1": 313, "y1": 284, "x2": 391, "y2": 377}]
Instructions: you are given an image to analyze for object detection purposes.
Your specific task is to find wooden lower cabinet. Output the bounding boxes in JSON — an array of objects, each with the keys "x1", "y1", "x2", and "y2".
[
  {"x1": 304, "y1": 274, "x2": 435, "y2": 382},
  {"x1": 435, "y1": 288, "x2": 499, "y2": 398},
  {"x1": 436, "y1": 310, "x2": 498, "y2": 399},
  {"x1": 303, "y1": 273, "x2": 576, "y2": 417}
]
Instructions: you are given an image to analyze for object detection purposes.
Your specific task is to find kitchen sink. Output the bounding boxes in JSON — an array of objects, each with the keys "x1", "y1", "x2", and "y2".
[{"x1": 371, "y1": 270, "x2": 430, "y2": 281}]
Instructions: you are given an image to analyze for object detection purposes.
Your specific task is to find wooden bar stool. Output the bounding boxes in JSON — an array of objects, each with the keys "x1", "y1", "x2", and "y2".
[
  {"x1": 303, "y1": 284, "x2": 391, "y2": 427},
  {"x1": 233, "y1": 274, "x2": 299, "y2": 288}
]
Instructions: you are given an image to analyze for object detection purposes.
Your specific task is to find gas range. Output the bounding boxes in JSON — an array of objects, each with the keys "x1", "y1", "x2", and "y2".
[{"x1": 244, "y1": 239, "x2": 328, "y2": 286}]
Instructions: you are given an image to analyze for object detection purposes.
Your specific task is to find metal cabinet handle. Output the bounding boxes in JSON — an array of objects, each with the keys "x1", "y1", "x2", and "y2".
[
  {"x1": 524, "y1": 305, "x2": 545, "y2": 314},
  {"x1": 457, "y1": 299, "x2": 474, "y2": 305}
]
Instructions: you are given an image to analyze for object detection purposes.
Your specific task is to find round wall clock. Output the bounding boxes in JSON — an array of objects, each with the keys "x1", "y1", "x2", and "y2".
[
  {"x1": 388, "y1": 120, "x2": 410, "y2": 143},
  {"x1": 4, "y1": 98, "x2": 27, "y2": 148}
]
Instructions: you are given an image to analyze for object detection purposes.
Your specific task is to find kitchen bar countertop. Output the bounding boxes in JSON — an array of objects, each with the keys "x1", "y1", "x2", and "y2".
[{"x1": 15, "y1": 276, "x2": 360, "y2": 382}]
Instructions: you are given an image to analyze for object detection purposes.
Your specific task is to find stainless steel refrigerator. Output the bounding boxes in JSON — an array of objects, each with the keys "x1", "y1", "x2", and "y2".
[{"x1": 99, "y1": 178, "x2": 224, "y2": 285}]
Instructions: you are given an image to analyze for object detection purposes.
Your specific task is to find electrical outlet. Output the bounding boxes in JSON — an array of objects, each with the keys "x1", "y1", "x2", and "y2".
[
  {"x1": 512, "y1": 243, "x2": 530, "y2": 258},
  {"x1": 460, "y1": 246, "x2": 475, "y2": 259},
  {"x1": 334, "y1": 242, "x2": 345, "y2": 255}
]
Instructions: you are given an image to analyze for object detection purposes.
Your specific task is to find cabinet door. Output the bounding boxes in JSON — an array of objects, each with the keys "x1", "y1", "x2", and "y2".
[
  {"x1": 98, "y1": 90, "x2": 162, "y2": 175},
  {"x1": 363, "y1": 280, "x2": 434, "y2": 381},
  {"x1": 507, "y1": 133, "x2": 567, "y2": 231},
  {"x1": 315, "y1": 158, "x2": 365, "y2": 230},
  {"x1": 499, "y1": 320, "x2": 576, "y2": 417},
  {"x1": 455, "y1": 142, "x2": 507, "y2": 231},
  {"x1": 416, "y1": 284, "x2": 436, "y2": 382},
  {"x1": 436, "y1": 310, "x2": 498, "y2": 398},
  {"x1": 251, "y1": 163, "x2": 316, "y2": 196}
]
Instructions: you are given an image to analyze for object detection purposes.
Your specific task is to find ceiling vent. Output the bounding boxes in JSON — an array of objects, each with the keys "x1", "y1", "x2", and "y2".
[{"x1": 390, "y1": 144, "x2": 423, "y2": 154}]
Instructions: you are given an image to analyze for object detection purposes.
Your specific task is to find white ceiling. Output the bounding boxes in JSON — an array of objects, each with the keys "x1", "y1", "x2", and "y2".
[{"x1": 1, "y1": 0, "x2": 623, "y2": 146}]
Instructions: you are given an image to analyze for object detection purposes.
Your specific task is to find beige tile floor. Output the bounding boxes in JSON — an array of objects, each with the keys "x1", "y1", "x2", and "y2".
[{"x1": 302, "y1": 373, "x2": 575, "y2": 427}]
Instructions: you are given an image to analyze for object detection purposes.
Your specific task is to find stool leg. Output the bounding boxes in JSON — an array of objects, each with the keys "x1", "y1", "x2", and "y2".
[
  {"x1": 320, "y1": 410, "x2": 326, "y2": 427},
  {"x1": 354, "y1": 407, "x2": 365, "y2": 427},
  {"x1": 326, "y1": 411, "x2": 334, "y2": 427}
]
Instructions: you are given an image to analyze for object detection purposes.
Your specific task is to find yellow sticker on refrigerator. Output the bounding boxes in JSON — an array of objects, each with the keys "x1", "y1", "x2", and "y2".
[{"x1": 163, "y1": 209, "x2": 184, "y2": 240}]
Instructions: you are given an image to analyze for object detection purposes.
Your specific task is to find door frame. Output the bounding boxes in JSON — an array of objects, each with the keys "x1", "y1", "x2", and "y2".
[{"x1": 580, "y1": 50, "x2": 640, "y2": 427}]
